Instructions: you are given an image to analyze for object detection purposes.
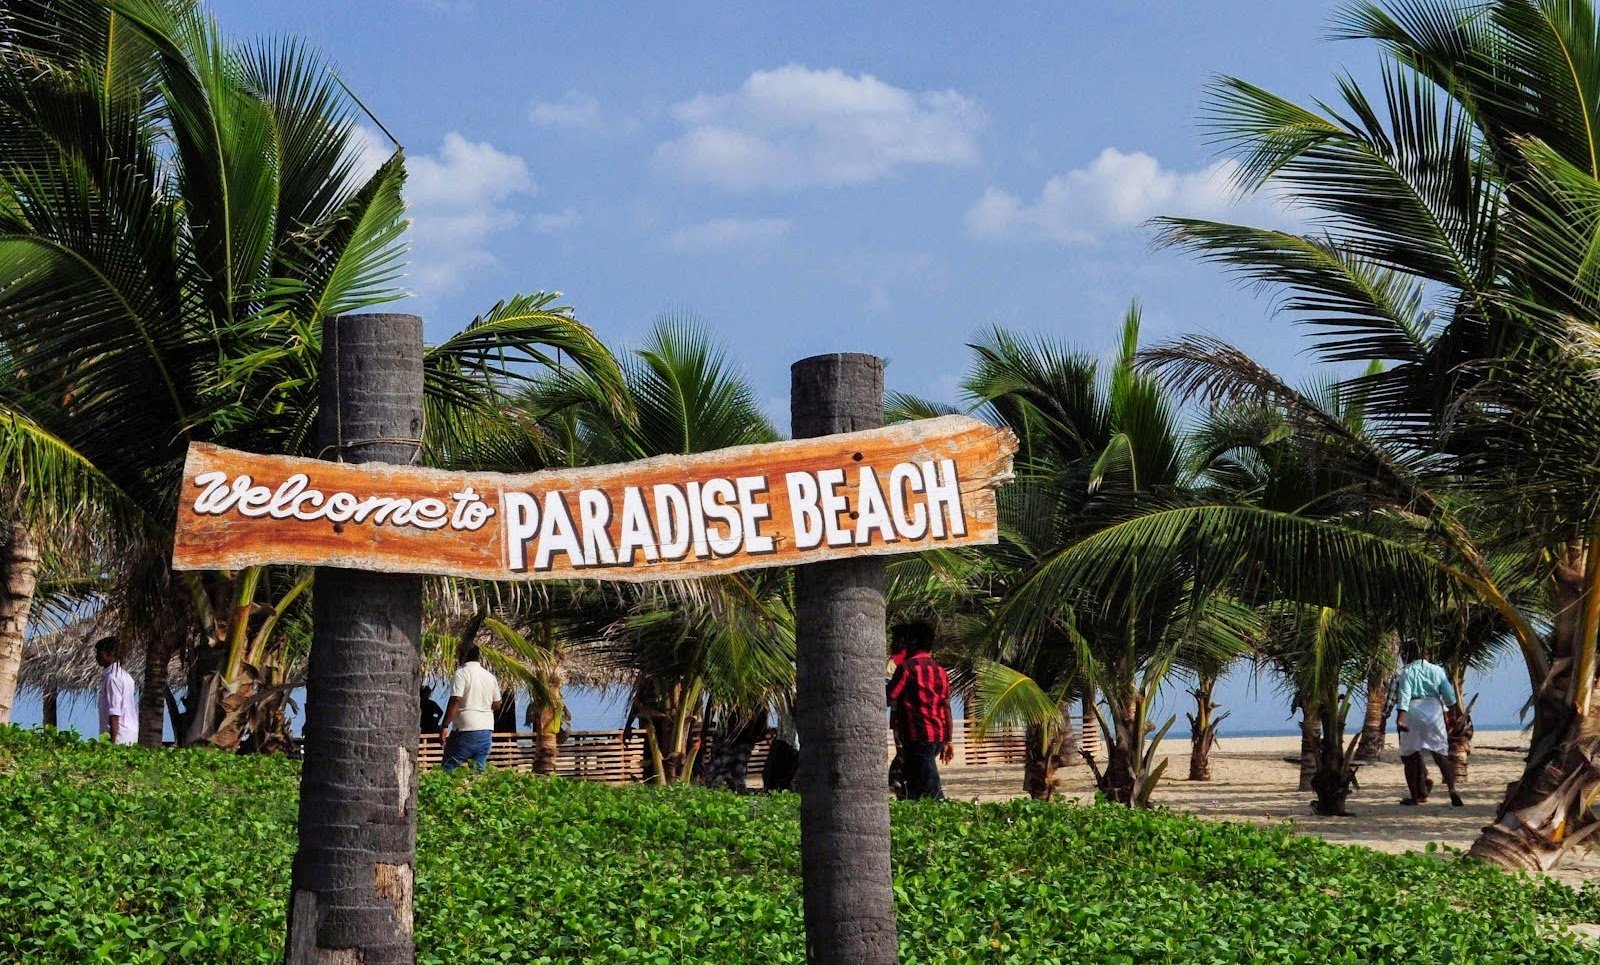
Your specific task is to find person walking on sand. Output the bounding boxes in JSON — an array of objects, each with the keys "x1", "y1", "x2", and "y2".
[
  {"x1": 93, "y1": 636, "x2": 138, "y2": 746},
  {"x1": 886, "y1": 621, "x2": 953, "y2": 800},
  {"x1": 1395, "y1": 642, "x2": 1463, "y2": 807},
  {"x1": 438, "y1": 645, "x2": 502, "y2": 772}
]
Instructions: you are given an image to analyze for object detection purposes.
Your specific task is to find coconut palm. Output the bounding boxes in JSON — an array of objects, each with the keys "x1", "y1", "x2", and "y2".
[
  {"x1": 507, "y1": 317, "x2": 795, "y2": 786},
  {"x1": 946, "y1": 308, "x2": 1259, "y2": 806},
  {"x1": 0, "y1": 0, "x2": 622, "y2": 749},
  {"x1": 1145, "y1": 0, "x2": 1600, "y2": 867},
  {"x1": 1260, "y1": 603, "x2": 1389, "y2": 815},
  {"x1": 1429, "y1": 597, "x2": 1521, "y2": 782},
  {"x1": 1354, "y1": 634, "x2": 1401, "y2": 762}
]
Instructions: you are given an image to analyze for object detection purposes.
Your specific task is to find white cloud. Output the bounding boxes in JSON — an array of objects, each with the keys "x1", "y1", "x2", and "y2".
[
  {"x1": 403, "y1": 133, "x2": 535, "y2": 291},
  {"x1": 530, "y1": 91, "x2": 607, "y2": 133},
  {"x1": 966, "y1": 148, "x2": 1292, "y2": 243},
  {"x1": 656, "y1": 65, "x2": 984, "y2": 191},
  {"x1": 530, "y1": 207, "x2": 582, "y2": 234},
  {"x1": 662, "y1": 217, "x2": 792, "y2": 254},
  {"x1": 529, "y1": 91, "x2": 645, "y2": 137}
]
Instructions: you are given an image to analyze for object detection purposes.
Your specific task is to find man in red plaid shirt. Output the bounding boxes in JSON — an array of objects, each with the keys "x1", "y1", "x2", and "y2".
[{"x1": 887, "y1": 621, "x2": 953, "y2": 800}]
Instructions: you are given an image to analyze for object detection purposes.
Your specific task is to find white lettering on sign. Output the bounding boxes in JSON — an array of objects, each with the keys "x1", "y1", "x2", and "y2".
[
  {"x1": 485, "y1": 466, "x2": 963, "y2": 573},
  {"x1": 189, "y1": 462, "x2": 969, "y2": 573},
  {"x1": 172, "y1": 415, "x2": 1016, "y2": 582},
  {"x1": 191, "y1": 471, "x2": 492, "y2": 532}
]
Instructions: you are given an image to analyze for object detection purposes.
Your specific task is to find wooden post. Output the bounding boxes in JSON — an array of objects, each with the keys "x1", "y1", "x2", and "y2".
[
  {"x1": 791, "y1": 353, "x2": 898, "y2": 964},
  {"x1": 286, "y1": 314, "x2": 425, "y2": 964}
]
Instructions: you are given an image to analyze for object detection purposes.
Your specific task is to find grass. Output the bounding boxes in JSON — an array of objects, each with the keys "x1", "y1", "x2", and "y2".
[{"x1": 0, "y1": 728, "x2": 1596, "y2": 963}]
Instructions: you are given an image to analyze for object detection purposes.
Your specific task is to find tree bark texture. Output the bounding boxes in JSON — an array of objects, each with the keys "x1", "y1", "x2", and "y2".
[
  {"x1": 1298, "y1": 710, "x2": 1321, "y2": 792},
  {"x1": 1310, "y1": 700, "x2": 1356, "y2": 817},
  {"x1": 0, "y1": 521, "x2": 39, "y2": 724},
  {"x1": 791, "y1": 353, "x2": 898, "y2": 965},
  {"x1": 529, "y1": 694, "x2": 562, "y2": 777},
  {"x1": 1471, "y1": 546, "x2": 1600, "y2": 870},
  {"x1": 1187, "y1": 677, "x2": 1225, "y2": 782},
  {"x1": 285, "y1": 314, "x2": 425, "y2": 964},
  {"x1": 1449, "y1": 686, "x2": 1475, "y2": 786},
  {"x1": 1022, "y1": 706, "x2": 1074, "y2": 799},
  {"x1": 138, "y1": 626, "x2": 175, "y2": 748},
  {"x1": 1355, "y1": 669, "x2": 1390, "y2": 762},
  {"x1": 1094, "y1": 698, "x2": 1140, "y2": 806},
  {"x1": 1078, "y1": 688, "x2": 1099, "y2": 764}
]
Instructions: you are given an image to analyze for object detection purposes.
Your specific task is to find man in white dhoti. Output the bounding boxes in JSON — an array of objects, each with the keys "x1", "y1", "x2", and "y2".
[{"x1": 1395, "y1": 643, "x2": 1462, "y2": 807}]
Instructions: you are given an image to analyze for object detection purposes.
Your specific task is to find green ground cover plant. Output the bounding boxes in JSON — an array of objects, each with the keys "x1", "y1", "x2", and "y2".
[{"x1": 0, "y1": 728, "x2": 1594, "y2": 963}]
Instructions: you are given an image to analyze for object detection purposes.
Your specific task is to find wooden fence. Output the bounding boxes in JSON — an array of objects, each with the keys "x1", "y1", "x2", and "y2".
[{"x1": 418, "y1": 717, "x2": 1031, "y2": 784}]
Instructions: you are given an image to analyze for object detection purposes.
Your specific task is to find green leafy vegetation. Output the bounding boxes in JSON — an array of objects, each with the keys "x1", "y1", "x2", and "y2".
[{"x1": 0, "y1": 729, "x2": 1595, "y2": 963}]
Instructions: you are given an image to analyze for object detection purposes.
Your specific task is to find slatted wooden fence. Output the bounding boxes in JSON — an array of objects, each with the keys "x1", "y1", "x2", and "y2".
[{"x1": 418, "y1": 718, "x2": 1029, "y2": 783}]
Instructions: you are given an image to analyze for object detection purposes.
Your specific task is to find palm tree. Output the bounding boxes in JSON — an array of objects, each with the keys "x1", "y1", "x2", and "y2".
[
  {"x1": 1183, "y1": 652, "x2": 1233, "y2": 783},
  {"x1": 511, "y1": 317, "x2": 794, "y2": 786},
  {"x1": 953, "y1": 308, "x2": 1257, "y2": 806},
  {"x1": 0, "y1": 521, "x2": 41, "y2": 724},
  {"x1": 1145, "y1": 0, "x2": 1600, "y2": 868},
  {"x1": 0, "y1": 1, "x2": 620, "y2": 748},
  {"x1": 1354, "y1": 633, "x2": 1400, "y2": 762},
  {"x1": 1261, "y1": 603, "x2": 1390, "y2": 815},
  {"x1": 1426, "y1": 589, "x2": 1528, "y2": 782}
]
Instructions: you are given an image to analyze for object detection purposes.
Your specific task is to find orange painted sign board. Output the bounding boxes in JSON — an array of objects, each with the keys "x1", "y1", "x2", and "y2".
[{"x1": 171, "y1": 415, "x2": 1016, "y2": 582}]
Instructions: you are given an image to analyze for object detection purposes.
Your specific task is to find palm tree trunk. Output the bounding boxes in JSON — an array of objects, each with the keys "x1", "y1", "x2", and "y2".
[
  {"x1": 138, "y1": 627, "x2": 175, "y2": 748},
  {"x1": 1187, "y1": 676, "x2": 1223, "y2": 782},
  {"x1": 530, "y1": 696, "x2": 561, "y2": 777},
  {"x1": 41, "y1": 688, "x2": 57, "y2": 728},
  {"x1": 1471, "y1": 548, "x2": 1599, "y2": 871},
  {"x1": 1022, "y1": 707, "x2": 1073, "y2": 800},
  {"x1": 790, "y1": 353, "x2": 897, "y2": 964},
  {"x1": 1079, "y1": 686, "x2": 1100, "y2": 764},
  {"x1": 1355, "y1": 669, "x2": 1389, "y2": 761},
  {"x1": 1093, "y1": 695, "x2": 1139, "y2": 805},
  {"x1": 285, "y1": 313, "x2": 424, "y2": 963},
  {"x1": 1449, "y1": 689, "x2": 1475, "y2": 786},
  {"x1": 0, "y1": 521, "x2": 40, "y2": 724},
  {"x1": 641, "y1": 718, "x2": 667, "y2": 785},
  {"x1": 1309, "y1": 694, "x2": 1356, "y2": 817},
  {"x1": 1298, "y1": 707, "x2": 1321, "y2": 792},
  {"x1": 180, "y1": 645, "x2": 223, "y2": 747}
]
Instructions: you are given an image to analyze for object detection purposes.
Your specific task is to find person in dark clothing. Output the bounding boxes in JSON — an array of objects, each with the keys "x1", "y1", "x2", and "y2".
[
  {"x1": 886, "y1": 621, "x2": 953, "y2": 800},
  {"x1": 493, "y1": 687, "x2": 518, "y2": 735},
  {"x1": 420, "y1": 685, "x2": 444, "y2": 734},
  {"x1": 887, "y1": 645, "x2": 911, "y2": 799}
]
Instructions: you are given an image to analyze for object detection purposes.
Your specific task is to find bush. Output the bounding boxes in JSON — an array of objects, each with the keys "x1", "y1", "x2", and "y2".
[{"x1": 0, "y1": 727, "x2": 1594, "y2": 962}]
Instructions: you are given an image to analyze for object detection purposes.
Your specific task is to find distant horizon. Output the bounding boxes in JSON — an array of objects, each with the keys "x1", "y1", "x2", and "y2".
[{"x1": 13, "y1": 674, "x2": 1533, "y2": 743}]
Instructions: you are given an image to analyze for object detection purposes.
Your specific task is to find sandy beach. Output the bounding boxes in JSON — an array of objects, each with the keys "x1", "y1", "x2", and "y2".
[{"x1": 945, "y1": 729, "x2": 1600, "y2": 889}]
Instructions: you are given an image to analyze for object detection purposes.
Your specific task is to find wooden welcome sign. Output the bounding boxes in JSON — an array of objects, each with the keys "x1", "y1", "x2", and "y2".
[{"x1": 171, "y1": 415, "x2": 1016, "y2": 581}]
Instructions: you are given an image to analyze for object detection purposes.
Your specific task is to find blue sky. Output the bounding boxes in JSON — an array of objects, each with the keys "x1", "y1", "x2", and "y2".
[
  {"x1": 212, "y1": 0, "x2": 1376, "y2": 414},
  {"x1": 33, "y1": 0, "x2": 1515, "y2": 735}
]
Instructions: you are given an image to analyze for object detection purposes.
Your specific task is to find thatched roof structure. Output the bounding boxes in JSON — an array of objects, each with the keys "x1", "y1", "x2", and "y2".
[{"x1": 19, "y1": 610, "x2": 128, "y2": 695}]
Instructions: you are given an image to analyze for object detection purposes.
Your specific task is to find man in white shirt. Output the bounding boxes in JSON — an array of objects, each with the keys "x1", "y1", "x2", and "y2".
[
  {"x1": 94, "y1": 636, "x2": 138, "y2": 746},
  {"x1": 439, "y1": 645, "x2": 502, "y2": 771}
]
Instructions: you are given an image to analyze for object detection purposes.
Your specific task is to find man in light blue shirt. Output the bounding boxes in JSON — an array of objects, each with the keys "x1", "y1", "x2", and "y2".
[{"x1": 1395, "y1": 643, "x2": 1461, "y2": 807}]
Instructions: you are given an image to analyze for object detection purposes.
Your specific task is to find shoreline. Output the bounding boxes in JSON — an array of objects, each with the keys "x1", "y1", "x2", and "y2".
[{"x1": 945, "y1": 728, "x2": 1600, "y2": 888}]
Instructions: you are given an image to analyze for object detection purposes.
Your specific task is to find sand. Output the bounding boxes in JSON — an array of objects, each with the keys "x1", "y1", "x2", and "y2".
[{"x1": 943, "y1": 729, "x2": 1600, "y2": 888}]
